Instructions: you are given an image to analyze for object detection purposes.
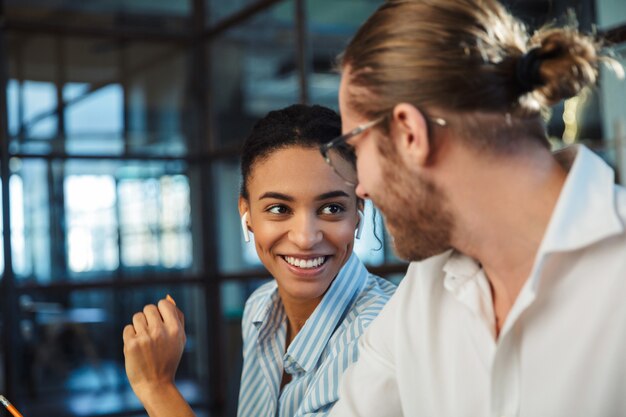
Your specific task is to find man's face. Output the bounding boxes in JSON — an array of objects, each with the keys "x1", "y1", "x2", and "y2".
[
  {"x1": 372, "y1": 141, "x2": 454, "y2": 261},
  {"x1": 338, "y1": 71, "x2": 454, "y2": 261}
]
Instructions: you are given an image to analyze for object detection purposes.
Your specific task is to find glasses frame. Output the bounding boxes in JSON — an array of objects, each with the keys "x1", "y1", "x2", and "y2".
[
  {"x1": 319, "y1": 116, "x2": 385, "y2": 186},
  {"x1": 320, "y1": 112, "x2": 447, "y2": 186}
]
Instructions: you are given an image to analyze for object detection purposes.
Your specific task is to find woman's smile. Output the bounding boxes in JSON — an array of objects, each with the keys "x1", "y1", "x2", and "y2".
[{"x1": 280, "y1": 254, "x2": 331, "y2": 277}]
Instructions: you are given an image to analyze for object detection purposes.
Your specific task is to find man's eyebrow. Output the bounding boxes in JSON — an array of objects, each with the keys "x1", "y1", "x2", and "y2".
[{"x1": 259, "y1": 192, "x2": 294, "y2": 201}]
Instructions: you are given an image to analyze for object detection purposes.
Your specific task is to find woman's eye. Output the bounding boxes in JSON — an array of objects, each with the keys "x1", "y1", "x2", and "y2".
[
  {"x1": 267, "y1": 205, "x2": 289, "y2": 215},
  {"x1": 320, "y1": 204, "x2": 345, "y2": 215}
]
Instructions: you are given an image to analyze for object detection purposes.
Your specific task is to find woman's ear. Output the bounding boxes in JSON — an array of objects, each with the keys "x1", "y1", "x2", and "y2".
[
  {"x1": 354, "y1": 199, "x2": 365, "y2": 239},
  {"x1": 391, "y1": 103, "x2": 431, "y2": 168},
  {"x1": 238, "y1": 197, "x2": 252, "y2": 243},
  {"x1": 357, "y1": 198, "x2": 365, "y2": 213},
  {"x1": 238, "y1": 196, "x2": 249, "y2": 218}
]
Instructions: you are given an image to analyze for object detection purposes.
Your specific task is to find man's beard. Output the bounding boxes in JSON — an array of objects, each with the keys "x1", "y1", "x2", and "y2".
[{"x1": 372, "y1": 145, "x2": 455, "y2": 262}]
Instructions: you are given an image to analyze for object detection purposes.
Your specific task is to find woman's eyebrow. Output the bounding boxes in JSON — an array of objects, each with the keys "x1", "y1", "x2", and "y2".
[
  {"x1": 259, "y1": 192, "x2": 294, "y2": 201},
  {"x1": 258, "y1": 191, "x2": 350, "y2": 201},
  {"x1": 316, "y1": 191, "x2": 350, "y2": 201}
]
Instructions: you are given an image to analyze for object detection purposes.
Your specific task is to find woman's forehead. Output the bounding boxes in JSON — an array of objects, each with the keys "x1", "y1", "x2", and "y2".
[{"x1": 247, "y1": 147, "x2": 356, "y2": 199}]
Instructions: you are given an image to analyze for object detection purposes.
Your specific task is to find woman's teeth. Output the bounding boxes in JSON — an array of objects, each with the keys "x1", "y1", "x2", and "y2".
[{"x1": 284, "y1": 256, "x2": 326, "y2": 269}]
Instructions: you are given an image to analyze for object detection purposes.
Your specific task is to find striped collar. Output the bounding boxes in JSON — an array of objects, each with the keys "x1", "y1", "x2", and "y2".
[
  {"x1": 252, "y1": 284, "x2": 284, "y2": 336},
  {"x1": 251, "y1": 253, "x2": 368, "y2": 374}
]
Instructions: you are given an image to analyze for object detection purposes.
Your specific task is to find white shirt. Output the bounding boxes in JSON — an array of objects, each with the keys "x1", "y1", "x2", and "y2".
[{"x1": 330, "y1": 145, "x2": 626, "y2": 417}]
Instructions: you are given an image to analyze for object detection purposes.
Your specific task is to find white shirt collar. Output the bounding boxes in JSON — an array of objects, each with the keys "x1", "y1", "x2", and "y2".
[{"x1": 538, "y1": 144, "x2": 624, "y2": 255}]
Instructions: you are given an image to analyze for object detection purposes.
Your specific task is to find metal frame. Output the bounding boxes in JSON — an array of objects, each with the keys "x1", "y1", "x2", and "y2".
[{"x1": 0, "y1": 10, "x2": 20, "y2": 403}]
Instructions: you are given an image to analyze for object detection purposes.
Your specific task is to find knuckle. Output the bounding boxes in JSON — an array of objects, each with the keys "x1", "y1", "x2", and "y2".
[
  {"x1": 168, "y1": 327, "x2": 181, "y2": 339},
  {"x1": 137, "y1": 333, "x2": 153, "y2": 347},
  {"x1": 150, "y1": 326, "x2": 165, "y2": 339},
  {"x1": 123, "y1": 337, "x2": 137, "y2": 351}
]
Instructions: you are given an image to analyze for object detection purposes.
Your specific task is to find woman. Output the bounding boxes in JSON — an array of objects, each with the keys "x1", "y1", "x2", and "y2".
[{"x1": 123, "y1": 104, "x2": 396, "y2": 417}]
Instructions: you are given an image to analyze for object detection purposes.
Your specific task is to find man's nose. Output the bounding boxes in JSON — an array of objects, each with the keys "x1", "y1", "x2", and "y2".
[{"x1": 355, "y1": 182, "x2": 369, "y2": 199}]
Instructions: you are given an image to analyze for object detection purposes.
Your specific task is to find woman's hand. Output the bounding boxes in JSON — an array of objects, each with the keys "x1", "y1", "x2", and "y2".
[{"x1": 123, "y1": 297, "x2": 186, "y2": 402}]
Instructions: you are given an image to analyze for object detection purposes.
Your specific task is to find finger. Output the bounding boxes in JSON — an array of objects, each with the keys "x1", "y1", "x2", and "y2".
[
  {"x1": 122, "y1": 324, "x2": 136, "y2": 342},
  {"x1": 177, "y1": 307, "x2": 185, "y2": 328},
  {"x1": 143, "y1": 304, "x2": 164, "y2": 328},
  {"x1": 166, "y1": 294, "x2": 176, "y2": 305},
  {"x1": 132, "y1": 312, "x2": 149, "y2": 333},
  {"x1": 158, "y1": 299, "x2": 184, "y2": 328},
  {"x1": 165, "y1": 296, "x2": 184, "y2": 326}
]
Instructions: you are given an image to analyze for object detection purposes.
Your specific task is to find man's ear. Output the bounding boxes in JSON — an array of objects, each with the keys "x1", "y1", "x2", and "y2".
[{"x1": 391, "y1": 103, "x2": 431, "y2": 168}]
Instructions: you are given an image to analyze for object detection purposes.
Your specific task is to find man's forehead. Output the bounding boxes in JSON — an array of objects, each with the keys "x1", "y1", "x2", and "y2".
[{"x1": 338, "y1": 73, "x2": 366, "y2": 134}]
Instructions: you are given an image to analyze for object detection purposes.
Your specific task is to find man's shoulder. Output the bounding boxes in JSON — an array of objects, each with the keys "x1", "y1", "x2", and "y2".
[
  {"x1": 404, "y1": 250, "x2": 455, "y2": 284},
  {"x1": 615, "y1": 183, "x2": 626, "y2": 221},
  {"x1": 382, "y1": 250, "x2": 455, "y2": 308}
]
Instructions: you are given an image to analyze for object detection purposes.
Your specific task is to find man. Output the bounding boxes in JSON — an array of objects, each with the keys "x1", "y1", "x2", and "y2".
[{"x1": 321, "y1": 0, "x2": 626, "y2": 416}]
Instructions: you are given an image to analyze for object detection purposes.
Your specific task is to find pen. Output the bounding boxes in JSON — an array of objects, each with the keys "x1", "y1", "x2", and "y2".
[{"x1": 0, "y1": 395, "x2": 24, "y2": 417}]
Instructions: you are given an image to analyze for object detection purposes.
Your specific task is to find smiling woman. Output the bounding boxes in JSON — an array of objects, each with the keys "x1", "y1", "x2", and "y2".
[
  {"x1": 240, "y1": 146, "x2": 358, "y2": 307},
  {"x1": 122, "y1": 104, "x2": 396, "y2": 417}
]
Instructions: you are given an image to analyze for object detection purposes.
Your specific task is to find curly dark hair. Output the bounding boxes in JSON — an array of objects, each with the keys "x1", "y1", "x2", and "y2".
[{"x1": 240, "y1": 104, "x2": 355, "y2": 199}]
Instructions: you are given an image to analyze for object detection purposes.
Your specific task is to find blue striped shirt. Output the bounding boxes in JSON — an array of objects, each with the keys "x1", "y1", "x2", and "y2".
[{"x1": 237, "y1": 254, "x2": 396, "y2": 417}]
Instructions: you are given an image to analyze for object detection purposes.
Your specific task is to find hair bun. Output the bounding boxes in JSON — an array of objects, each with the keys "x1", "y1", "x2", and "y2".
[{"x1": 528, "y1": 28, "x2": 601, "y2": 105}]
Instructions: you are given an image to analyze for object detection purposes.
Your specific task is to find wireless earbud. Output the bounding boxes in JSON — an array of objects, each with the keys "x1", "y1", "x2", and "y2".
[
  {"x1": 241, "y1": 212, "x2": 251, "y2": 243},
  {"x1": 356, "y1": 210, "x2": 364, "y2": 239}
]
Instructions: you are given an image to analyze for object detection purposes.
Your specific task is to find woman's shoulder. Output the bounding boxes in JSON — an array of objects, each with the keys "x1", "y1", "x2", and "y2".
[
  {"x1": 241, "y1": 280, "x2": 278, "y2": 320},
  {"x1": 321, "y1": 273, "x2": 395, "y2": 357},
  {"x1": 361, "y1": 272, "x2": 397, "y2": 301},
  {"x1": 346, "y1": 273, "x2": 396, "y2": 323},
  {"x1": 245, "y1": 280, "x2": 278, "y2": 304}
]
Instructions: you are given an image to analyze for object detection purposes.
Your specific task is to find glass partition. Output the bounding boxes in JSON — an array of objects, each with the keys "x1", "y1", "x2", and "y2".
[
  {"x1": 12, "y1": 285, "x2": 208, "y2": 417},
  {"x1": 2, "y1": 158, "x2": 195, "y2": 284},
  {"x1": 210, "y1": 1, "x2": 298, "y2": 150}
]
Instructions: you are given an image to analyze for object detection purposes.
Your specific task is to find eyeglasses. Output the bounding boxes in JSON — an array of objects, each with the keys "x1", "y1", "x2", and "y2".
[
  {"x1": 320, "y1": 113, "x2": 447, "y2": 186},
  {"x1": 319, "y1": 116, "x2": 385, "y2": 186}
]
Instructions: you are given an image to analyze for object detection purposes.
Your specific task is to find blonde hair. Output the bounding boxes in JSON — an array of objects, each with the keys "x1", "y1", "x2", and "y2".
[{"x1": 341, "y1": 0, "x2": 622, "y2": 150}]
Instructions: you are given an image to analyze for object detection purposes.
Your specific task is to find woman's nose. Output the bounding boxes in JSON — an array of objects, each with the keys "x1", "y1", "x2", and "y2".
[{"x1": 288, "y1": 215, "x2": 323, "y2": 249}]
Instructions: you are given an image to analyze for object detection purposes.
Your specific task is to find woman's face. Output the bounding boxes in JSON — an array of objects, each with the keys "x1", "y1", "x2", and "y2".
[{"x1": 240, "y1": 146, "x2": 359, "y2": 305}]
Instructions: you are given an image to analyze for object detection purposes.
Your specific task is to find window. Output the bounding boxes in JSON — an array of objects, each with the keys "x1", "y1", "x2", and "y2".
[{"x1": 65, "y1": 175, "x2": 119, "y2": 273}]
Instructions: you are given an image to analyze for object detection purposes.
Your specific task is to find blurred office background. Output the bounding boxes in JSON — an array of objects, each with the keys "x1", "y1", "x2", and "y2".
[{"x1": 0, "y1": 0, "x2": 624, "y2": 416}]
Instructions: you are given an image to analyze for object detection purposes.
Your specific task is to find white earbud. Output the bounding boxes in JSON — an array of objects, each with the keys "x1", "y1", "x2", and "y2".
[
  {"x1": 241, "y1": 212, "x2": 251, "y2": 243},
  {"x1": 356, "y1": 210, "x2": 364, "y2": 239}
]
